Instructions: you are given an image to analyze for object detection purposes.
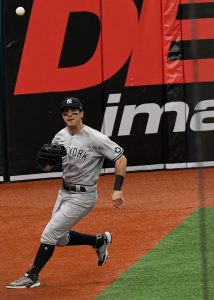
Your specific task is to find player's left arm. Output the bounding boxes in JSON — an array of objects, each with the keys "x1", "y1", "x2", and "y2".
[
  {"x1": 36, "y1": 143, "x2": 66, "y2": 172},
  {"x1": 112, "y1": 154, "x2": 127, "y2": 208}
]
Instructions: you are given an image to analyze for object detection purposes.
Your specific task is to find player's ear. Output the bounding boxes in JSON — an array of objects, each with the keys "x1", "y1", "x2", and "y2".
[{"x1": 80, "y1": 111, "x2": 84, "y2": 119}]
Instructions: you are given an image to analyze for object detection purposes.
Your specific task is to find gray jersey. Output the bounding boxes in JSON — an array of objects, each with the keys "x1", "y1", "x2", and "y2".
[{"x1": 52, "y1": 125, "x2": 124, "y2": 186}]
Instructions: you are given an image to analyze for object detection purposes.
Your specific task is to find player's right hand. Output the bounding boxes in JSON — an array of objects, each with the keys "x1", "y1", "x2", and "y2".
[{"x1": 112, "y1": 191, "x2": 124, "y2": 209}]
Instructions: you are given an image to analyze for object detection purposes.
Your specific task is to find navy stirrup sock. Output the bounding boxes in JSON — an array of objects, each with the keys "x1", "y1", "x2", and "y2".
[
  {"x1": 67, "y1": 231, "x2": 100, "y2": 247},
  {"x1": 27, "y1": 243, "x2": 55, "y2": 275}
]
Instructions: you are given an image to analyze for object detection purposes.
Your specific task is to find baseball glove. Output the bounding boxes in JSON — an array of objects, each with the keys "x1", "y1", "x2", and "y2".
[{"x1": 36, "y1": 143, "x2": 66, "y2": 169}]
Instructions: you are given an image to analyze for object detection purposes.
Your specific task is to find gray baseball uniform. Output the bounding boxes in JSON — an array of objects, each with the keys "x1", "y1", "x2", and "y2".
[{"x1": 41, "y1": 125, "x2": 124, "y2": 246}]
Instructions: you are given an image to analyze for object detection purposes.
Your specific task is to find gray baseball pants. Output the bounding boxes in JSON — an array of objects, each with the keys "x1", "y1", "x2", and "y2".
[{"x1": 41, "y1": 188, "x2": 98, "y2": 246}]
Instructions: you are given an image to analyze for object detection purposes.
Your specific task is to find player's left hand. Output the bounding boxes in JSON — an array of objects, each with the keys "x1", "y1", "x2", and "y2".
[
  {"x1": 36, "y1": 143, "x2": 66, "y2": 170},
  {"x1": 112, "y1": 191, "x2": 124, "y2": 209}
]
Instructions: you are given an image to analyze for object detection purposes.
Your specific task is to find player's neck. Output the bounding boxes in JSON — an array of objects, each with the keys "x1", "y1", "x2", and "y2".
[{"x1": 68, "y1": 124, "x2": 84, "y2": 136}]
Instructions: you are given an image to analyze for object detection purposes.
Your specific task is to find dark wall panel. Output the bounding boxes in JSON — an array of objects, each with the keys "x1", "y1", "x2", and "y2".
[
  {"x1": 1, "y1": 0, "x2": 214, "y2": 181},
  {"x1": 0, "y1": 0, "x2": 6, "y2": 181},
  {"x1": 0, "y1": 99, "x2": 5, "y2": 181},
  {"x1": 4, "y1": 0, "x2": 104, "y2": 179}
]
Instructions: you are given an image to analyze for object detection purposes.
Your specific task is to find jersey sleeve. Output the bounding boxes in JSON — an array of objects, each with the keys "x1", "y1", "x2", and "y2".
[
  {"x1": 51, "y1": 129, "x2": 65, "y2": 145},
  {"x1": 51, "y1": 134, "x2": 60, "y2": 145},
  {"x1": 92, "y1": 131, "x2": 124, "y2": 162}
]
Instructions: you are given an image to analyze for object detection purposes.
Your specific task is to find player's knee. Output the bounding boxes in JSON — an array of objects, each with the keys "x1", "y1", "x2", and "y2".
[
  {"x1": 41, "y1": 234, "x2": 55, "y2": 245},
  {"x1": 56, "y1": 242, "x2": 65, "y2": 247},
  {"x1": 41, "y1": 232, "x2": 69, "y2": 247},
  {"x1": 41, "y1": 229, "x2": 57, "y2": 245},
  {"x1": 56, "y1": 236, "x2": 69, "y2": 247}
]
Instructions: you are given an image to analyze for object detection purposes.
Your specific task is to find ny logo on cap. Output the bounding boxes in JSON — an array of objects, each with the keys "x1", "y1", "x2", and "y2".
[{"x1": 66, "y1": 98, "x2": 73, "y2": 104}]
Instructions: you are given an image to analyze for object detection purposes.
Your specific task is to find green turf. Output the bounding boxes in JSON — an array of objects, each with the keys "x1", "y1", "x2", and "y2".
[{"x1": 96, "y1": 208, "x2": 214, "y2": 300}]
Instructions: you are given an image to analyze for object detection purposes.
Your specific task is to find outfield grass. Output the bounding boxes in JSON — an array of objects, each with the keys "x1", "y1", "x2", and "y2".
[{"x1": 96, "y1": 208, "x2": 214, "y2": 300}]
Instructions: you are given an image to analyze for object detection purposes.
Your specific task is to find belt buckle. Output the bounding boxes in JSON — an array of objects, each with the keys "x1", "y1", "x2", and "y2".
[{"x1": 63, "y1": 181, "x2": 86, "y2": 192}]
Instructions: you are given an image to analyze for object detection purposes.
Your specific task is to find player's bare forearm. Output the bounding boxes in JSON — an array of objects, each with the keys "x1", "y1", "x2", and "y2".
[
  {"x1": 115, "y1": 155, "x2": 127, "y2": 177},
  {"x1": 112, "y1": 155, "x2": 127, "y2": 208}
]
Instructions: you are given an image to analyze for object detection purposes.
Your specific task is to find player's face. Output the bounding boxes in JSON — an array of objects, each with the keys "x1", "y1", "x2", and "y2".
[{"x1": 62, "y1": 108, "x2": 83, "y2": 129}]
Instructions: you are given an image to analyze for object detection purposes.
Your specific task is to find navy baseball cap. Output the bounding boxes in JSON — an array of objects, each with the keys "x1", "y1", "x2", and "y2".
[{"x1": 60, "y1": 97, "x2": 83, "y2": 111}]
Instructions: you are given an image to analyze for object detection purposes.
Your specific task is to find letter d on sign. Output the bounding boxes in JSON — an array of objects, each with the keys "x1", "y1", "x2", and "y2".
[{"x1": 15, "y1": 0, "x2": 138, "y2": 95}]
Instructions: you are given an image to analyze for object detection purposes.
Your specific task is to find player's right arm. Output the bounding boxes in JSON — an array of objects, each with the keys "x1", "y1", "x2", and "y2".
[
  {"x1": 112, "y1": 154, "x2": 127, "y2": 209},
  {"x1": 90, "y1": 128, "x2": 127, "y2": 208}
]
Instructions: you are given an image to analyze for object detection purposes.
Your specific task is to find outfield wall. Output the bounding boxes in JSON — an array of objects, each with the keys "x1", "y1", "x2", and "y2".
[{"x1": 1, "y1": 0, "x2": 214, "y2": 181}]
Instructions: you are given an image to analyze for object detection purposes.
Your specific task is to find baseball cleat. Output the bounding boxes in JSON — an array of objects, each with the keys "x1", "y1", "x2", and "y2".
[
  {"x1": 96, "y1": 232, "x2": 112, "y2": 266},
  {"x1": 6, "y1": 273, "x2": 42, "y2": 289}
]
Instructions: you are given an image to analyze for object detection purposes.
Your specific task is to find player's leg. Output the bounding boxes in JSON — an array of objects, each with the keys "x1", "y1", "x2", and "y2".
[
  {"x1": 60, "y1": 192, "x2": 112, "y2": 265},
  {"x1": 24, "y1": 191, "x2": 97, "y2": 277},
  {"x1": 10, "y1": 209, "x2": 68, "y2": 288},
  {"x1": 50, "y1": 191, "x2": 112, "y2": 265},
  {"x1": 6, "y1": 191, "x2": 109, "y2": 288},
  {"x1": 6, "y1": 191, "x2": 64, "y2": 289},
  {"x1": 6, "y1": 243, "x2": 55, "y2": 288},
  {"x1": 22, "y1": 191, "x2": 66, "y2": 279},
  {"x1": 67, "y1": 230, "x2": 112, "y2": 266}
]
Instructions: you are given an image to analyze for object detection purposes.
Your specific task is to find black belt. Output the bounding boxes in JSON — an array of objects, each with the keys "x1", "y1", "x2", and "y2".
[{"x1": 63, "y1": 182, "x2": 86, "y2": 192}]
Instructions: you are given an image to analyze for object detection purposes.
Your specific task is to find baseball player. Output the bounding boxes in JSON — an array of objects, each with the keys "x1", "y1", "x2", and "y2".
[{"x1": 7, "y1": 97, "x2": 127, "y2": 288}]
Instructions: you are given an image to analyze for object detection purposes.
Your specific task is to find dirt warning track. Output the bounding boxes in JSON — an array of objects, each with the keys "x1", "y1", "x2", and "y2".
[{"x1": 0, "y1": 168, "x2": 213, "y2": 300}]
